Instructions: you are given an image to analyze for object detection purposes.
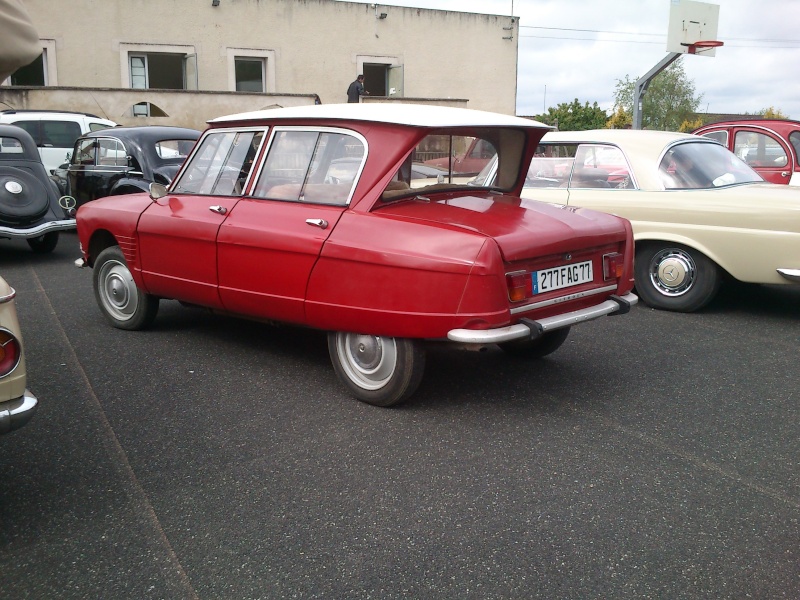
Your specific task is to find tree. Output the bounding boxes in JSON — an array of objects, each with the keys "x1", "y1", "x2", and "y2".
[
  {"x1": 613, "y1": 59, "x2": 703, "y2": 131},
  {"x1": 533, "y1": 99, "x2": 608, "y2": 131},
  {"x1": 606, "y1": 106, "x2": 632, "y2": 129}
]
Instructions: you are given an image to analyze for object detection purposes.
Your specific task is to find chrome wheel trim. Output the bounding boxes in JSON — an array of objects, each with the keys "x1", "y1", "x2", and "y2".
[
  {"x1": 335, "y1": 333, "x2": 398, "y2": 391},
  {"x1": 649, "y1": 247, "x2": 696, "y2": 297},
  {"x1": 97, "y1": 259, "x2": 139, "y2": 321}
]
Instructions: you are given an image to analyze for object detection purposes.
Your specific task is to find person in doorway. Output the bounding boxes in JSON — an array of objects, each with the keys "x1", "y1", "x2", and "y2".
[
  {"x1": 346, "y1": 74, "x2": 369, "y2": 103},
  {"x1": 0, "y1": 0, "x2": 41, "y2": 81}
]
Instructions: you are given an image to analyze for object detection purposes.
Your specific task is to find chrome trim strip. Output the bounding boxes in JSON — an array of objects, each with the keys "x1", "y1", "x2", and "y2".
[
  {"x1": 0, "y1": 219, "x2": 76, "y2": 237},
  {"x1": 777, "y1": 268, "x2": 800, "y2": 282},
  {"x1": 510, "y1": 284, "x2": 617, "y2": 314},
  {"x1": 448, "y1": 293, "x2": 638, "y2": 344},
  {"x1": 0, "y1": 286, "x2": 15, "y2": 304}
]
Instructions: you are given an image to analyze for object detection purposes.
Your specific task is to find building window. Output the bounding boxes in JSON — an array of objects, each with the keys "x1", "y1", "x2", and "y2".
[
  {"x1": 235, "y1": 58, "x2": 265, "y2": 92},
  {"x1": 226, "y1": 48, "x2": 276, "y2": 93},
  {"x1": 129, "y1": 53, "x2": 186, "y2": 90},
  {"x1": 2, "y1": 40, "x2": 57, "y2": 87}
]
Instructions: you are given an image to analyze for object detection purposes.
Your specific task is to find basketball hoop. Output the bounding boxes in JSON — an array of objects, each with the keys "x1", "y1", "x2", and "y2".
[{"x1": 681, "y1": 40, "x2": 724, "y2": 54}]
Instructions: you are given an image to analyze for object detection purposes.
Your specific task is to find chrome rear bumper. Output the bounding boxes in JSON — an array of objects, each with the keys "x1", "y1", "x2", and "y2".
[
  {"x1": 447, "y1": 292, "x2": 638, "y2": 344},
  {"x1": 0, "y1": 390, "x2": 39, "y2": 434}
]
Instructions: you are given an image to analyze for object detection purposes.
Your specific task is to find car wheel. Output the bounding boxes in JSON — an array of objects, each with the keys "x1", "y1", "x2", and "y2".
[
  {"x1": 327, "y1": 332, "x2": 426, "y2": 407},
  {"x1": 93, "y1": 246, "x2": 159, "y2": 330},
  {"x1": 26, "y1": 232, "x2": 59, "y2": 253},
  {"x1": 498, "y1": 327, "x2": 570, "y2": 358},
  {"x1": 635, "y1": 243, "x2": 721, "y2": 312}
]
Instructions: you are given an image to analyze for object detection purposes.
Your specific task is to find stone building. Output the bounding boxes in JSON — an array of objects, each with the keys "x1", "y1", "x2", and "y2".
[{"x1": 1, "y1": 0, "x2": 519, "y2": 129}]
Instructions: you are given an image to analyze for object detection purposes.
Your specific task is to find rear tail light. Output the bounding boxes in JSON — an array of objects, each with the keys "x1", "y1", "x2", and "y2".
[
  {"x1": 603, "y1": 252, "x2": 624, "y2": 280},
  {"x1": 0, "y1": 328, "x2": 22, "y2": 377},
  {"x1": 506, "y1": 271, "x2": 531, "y2": 302}
]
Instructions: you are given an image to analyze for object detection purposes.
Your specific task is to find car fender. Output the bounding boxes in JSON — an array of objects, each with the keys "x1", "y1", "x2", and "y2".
[
  {"x1": 110, "y1": 177, "x2": 149, "y2": 196},
  {"x1": 633, "y1": 230, "x2": 731, "y2": 277}
]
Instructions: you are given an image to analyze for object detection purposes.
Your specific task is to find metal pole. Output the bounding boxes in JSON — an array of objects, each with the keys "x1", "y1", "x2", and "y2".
[{"x1": 633, "y1": 52, "x2": 681, "y2": 129}]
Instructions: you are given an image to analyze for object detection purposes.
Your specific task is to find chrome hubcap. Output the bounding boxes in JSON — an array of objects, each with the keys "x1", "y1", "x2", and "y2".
[
  {"x1": 98, "y1": 260, "x2": 138, "y2": 320},
  {"x1": 336, "y1": 333, "x2": 397, "y2": 391},
  {"x1": 650, "y1": 248, "x2": 696, "y2": 296}
]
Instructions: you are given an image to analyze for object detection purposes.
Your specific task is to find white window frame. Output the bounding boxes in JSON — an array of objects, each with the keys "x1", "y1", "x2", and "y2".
[
  {"x1": 118, "y1": 43, "x2": 196, "y2": 89},
  {"x1": 226, "y1": 48, "x2": 276, "y2": 93}
]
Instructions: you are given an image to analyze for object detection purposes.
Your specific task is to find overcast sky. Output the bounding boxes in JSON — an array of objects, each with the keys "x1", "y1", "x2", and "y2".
[{"x1": 341, "y1": 0, "x2": 800, "y2": 119}]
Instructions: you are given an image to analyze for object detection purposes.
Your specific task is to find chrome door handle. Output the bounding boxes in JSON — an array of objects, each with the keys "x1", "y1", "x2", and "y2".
[
  {"x1": 209, "y1": 205, "x2": 227, "y2": 215},
  {"x1": 306, "y1": 218, "x2": 328, "y2": 229},
  {"x1": 781, "y1": 171, "x2": 789, "y2": 178}
]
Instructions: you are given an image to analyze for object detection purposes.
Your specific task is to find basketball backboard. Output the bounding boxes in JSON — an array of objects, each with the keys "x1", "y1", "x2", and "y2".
[{"x1": 666, "y1": 0, "x2": 721, "y2": 56}]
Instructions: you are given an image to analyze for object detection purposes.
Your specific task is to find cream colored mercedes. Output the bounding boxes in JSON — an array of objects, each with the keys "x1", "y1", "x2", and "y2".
[
  {"x1": 475, "y1": 129, "x2": 800, "y2": 311},
  {"x1": 0, "y1": 275, "x2": 37, "y2": 434}
]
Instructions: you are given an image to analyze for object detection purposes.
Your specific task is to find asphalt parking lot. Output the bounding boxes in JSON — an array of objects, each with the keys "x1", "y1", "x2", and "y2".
[{"x1": 1, "y1": 231, "x2": 798, "y2": 599}]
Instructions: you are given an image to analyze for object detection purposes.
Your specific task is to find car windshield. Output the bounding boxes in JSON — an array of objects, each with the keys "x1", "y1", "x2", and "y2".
[
  {"x1": 381, "y1": 128, "x2": 525, "y2": 202},
  {"x1": 659, "y1": 141, "x2": 762, "y2": 189}
]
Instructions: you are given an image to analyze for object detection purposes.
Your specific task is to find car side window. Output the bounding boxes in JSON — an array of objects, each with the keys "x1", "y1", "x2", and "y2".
[
  {"x1": 41, "y1": 121, "x2": 82, "y2": 149},
  {"x1": 701, "y1": 130, "x2": 728, "y2": 146},
  {"x1": 10, "y1": 120, "x2": 39, "y2": 143},
  {"x1": 568, "y1": 144, "x2": 632, "y2": 189},
  {"x1": 788, "y1": 131, "x2": 800, "y2": 160},
  {"x1": 173, "y1": 130, "x2": 264, "y2": 196},
  {"x1": 74, "y1": 139, "x2": 96, "y2": 166},
  {"x1": 98, "y1": 138, "x2": 127, "y2": 167},
  {"x1": 734, "y1": 131, "x2": 787, "y2": 168},
  {"x1": 524, "y1": 143, "x2": 575, "y2": 188},
  {"x1": 252, "y1": 129, "x2": 365, "y2": 206},
  {"x1": 0, "y1": 135, "x2": 24, "y2": 155}
]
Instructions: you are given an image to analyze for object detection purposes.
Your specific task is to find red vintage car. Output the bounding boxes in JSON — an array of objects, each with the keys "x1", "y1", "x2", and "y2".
[
  {"x1": 693, "y1": 119, "x2": 800, "y2": 185},
  {"x1": 76, "y1": 104, "x2": 637, "y2": 406}
]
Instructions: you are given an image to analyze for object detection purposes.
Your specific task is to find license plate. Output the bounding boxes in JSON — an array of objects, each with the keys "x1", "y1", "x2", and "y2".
[{"x1": 532, "y1": 260, "x2": 593, "y2": 294}]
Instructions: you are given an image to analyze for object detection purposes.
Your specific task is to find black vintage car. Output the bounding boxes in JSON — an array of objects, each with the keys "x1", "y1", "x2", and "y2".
[
  {"x1": 0, "y1": 124, "x2": 76, "y2": 253},
  {"x1": 61, "y1": 126, "x2": 200, "y2": 207}
]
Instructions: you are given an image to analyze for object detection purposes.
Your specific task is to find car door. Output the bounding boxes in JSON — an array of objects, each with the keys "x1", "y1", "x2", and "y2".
[
  {"x1": 68, "y1": 136, "x2": 129, "y2": 205},
  {"x1": 216, "y1": 127, "x2": 365, "y2": 325},
  {"x1": 135, "y1": 129, "x2": 260, "y2": 308},
  {"x1": 730, "y1": 127, "x2": 792, "y2": 185}
]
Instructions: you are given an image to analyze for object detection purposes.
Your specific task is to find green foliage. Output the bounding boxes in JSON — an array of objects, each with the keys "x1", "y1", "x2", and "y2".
[
  {"x1": 533, "y1": 98, "x2": 608, "y2": 131},
  {"x1": 761, "y1": 106, "x2": 788, "y2": 119},
  {"x1": 606, "y1": 106, "x2": 632, "y2": 129},
  {"x1": 613, "y1": 59, "x2": 703, "y2": 131},
  {"x1": 679, "y1": 117, "x2": 704, "y2": 132}
]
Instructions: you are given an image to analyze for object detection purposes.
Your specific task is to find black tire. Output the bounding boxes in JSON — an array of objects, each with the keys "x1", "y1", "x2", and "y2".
[
  {"x1": 26, "y1": 232, "x2": 59, "y2": 253},
  {"x1": 635, "y1": 243, "x2": 721, "y2": 312},
  {"x1": 93, "y1": 246, "x2": 159, "y2": 330},
  {"x1": 498, "y1": 327, "x2": 570, "y2": 358},
  {"x1": 327, "y1": 332, "x2": 426, "y2": 407}
]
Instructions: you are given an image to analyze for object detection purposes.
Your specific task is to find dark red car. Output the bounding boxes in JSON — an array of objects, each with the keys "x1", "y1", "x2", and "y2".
[
  {"x1": 76, "y1": 104, "x2": 637, "y2": 406},
  {"x1": 693, "y1": 119, "x2": 800, "y2": 185}
]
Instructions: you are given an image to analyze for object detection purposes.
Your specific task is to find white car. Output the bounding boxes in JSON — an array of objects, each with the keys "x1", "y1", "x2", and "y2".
[
  {"x1": 475, "y1": 129, "x2": 800, "y2": 312},
  {"x1": 0, "y1": 109, "x2": 116, "y2": 174}
]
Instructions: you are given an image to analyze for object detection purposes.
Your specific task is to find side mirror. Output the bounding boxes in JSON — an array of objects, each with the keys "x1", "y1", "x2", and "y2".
[{"x1": 149, "y1": 182, "x2": 167, "y2": 200}]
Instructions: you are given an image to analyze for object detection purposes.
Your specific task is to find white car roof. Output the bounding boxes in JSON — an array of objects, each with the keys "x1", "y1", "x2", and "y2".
[{"x1": 210, "y1": 103, "x2": 551, "y2": 130}]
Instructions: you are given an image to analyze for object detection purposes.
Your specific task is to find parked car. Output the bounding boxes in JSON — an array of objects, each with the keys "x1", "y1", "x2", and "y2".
[
  {"x1": 0, "y1": 274, "x2": 37, "y2": 434},
  {"x1": 693, "y1": 119, "x2": 800, "y2": 185},
  {"x1": 0, "y1": 124, "x2": 77, "y2": 253},
  {"x1": 475, "y1": 129, "x2": 800, "y2": 312},
  {"x1": 60, "y1": 126, "x2": 200, "y2": 207},
  {"x1": 0, "y1": 110, "x2": 116, "y2": 174},
  {"x1": 76, "y1": 104, "x2": 637, "y2": 407}
]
